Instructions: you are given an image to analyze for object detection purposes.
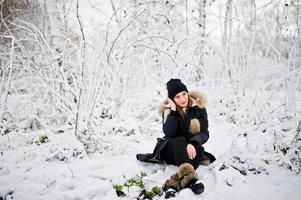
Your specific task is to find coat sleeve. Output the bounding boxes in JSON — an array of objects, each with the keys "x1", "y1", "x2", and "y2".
[
  {"x1": 188, "y1": 108, "x2": 209, "y2": 145},
  {"x1": 162, "y1": 110, "x2": 179, "y2": 138}
]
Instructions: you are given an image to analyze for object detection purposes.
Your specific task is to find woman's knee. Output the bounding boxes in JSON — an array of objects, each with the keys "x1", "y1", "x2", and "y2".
[{"x1": 195, "y1": 145, "x2": 205, "y2": 155}]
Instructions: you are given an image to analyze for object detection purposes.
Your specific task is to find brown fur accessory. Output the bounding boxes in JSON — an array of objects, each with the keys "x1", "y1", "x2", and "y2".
[
  {"x1": 177, "y1": 163, "x2": 199, "y2": 188},
  {"x1": 163, "y1": 173, "x2": 181, "y2": 192},
  {"x1": 158, "y1": 91, "x2": 207, "y2": 122},
  {"x1": 189, "y1": 118, "x2": 201, "y2": 134}
]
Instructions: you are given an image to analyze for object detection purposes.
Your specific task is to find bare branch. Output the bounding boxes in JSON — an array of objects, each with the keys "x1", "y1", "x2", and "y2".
[{"x1": 107, "y1": 6, "x2": 148, "y2": 63}]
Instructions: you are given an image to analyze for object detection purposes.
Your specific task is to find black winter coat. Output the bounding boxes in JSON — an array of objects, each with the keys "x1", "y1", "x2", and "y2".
[{"x1": 136, "y1": 91, "x2": 213, "y2": 164}]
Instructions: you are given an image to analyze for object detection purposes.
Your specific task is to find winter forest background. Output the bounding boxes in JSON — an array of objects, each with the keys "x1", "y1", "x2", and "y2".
[{"x1": 0, "y1": 0, "x2": 301, "y2": 199}]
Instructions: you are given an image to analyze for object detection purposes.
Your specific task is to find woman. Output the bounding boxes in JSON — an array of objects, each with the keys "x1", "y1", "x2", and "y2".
[{"x1": 136, "y1": 79, "x2": 215, "y2": 198}]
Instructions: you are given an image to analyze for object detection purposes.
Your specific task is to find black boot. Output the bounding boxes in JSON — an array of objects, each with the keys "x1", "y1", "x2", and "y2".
[
  {"x1": 178, "y1": 163, "x2": 205, "y2": 195},
  {"x1": 164, "y1": 188, "x2": 177, "y2": 199},
  {"x1": 187, "y1": 180, "x2": 205, "y2": 194}
]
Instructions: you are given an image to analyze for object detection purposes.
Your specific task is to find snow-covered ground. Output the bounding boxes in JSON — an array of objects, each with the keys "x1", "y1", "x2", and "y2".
[{"x1": 1, "y1": 102, "x2": 300, "y2": 200}]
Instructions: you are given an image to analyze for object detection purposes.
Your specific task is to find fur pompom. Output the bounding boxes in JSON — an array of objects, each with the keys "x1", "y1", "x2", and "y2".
[{"x1": 189, "y1": 118, "x2": 201, "y2": 134}]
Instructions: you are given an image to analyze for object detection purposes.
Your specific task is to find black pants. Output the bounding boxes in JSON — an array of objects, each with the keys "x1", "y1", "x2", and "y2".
[{"x1": 160, "y1": 137, "x2": 205, "y2": 169}]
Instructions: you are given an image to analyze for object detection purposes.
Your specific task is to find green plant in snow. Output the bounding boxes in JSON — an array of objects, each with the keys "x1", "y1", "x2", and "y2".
[
  {"x1": 34, "y1": 134, "x2": 49, "y2": 145},
  {"x1": 113, "y1": 184, "x2": 126, "y2": 197},
  {"x1": 112, "y1": 171, "x2": 162, "y2": 199},
  {"x1": 140, "y1": 171, "x2": 147, "y2": 177},
  {"x1": 39, "y1": 134, "x2": 48, "y2": 143},
  {"x1": 124, "y1": 177, "x2": 144, "y2": 189},
  {"x1": 113, "y1": 184, "x2": 123, "y2": 192},
  {"x1": 151, "y1": 186, "x2": 162, "y2": 195},
  {"x1": 145, "y1": 190, "x2": 155, "y2": 199}
]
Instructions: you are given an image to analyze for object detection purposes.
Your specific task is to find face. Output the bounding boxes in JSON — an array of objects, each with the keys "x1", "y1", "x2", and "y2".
[{"x1": 173, "y1": 91, "x2": 188, "y2": 108}]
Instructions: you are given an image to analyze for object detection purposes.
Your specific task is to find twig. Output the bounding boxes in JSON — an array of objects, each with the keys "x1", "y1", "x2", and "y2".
[
  {"x1": 230, "y1": 165, "x2": 247, "y2": 176},
  {"x1": 134, "y1": 44, "x2": 178, "y2": 67},
  {"x1": 142, "y1": 178, "x2": 161, "y2": 185},
  {"x1": 6, "y1": 134, "x2": 12, "y2": 149},
  {"x1": 12, "y1": 19, "x2": 53, "y2": 53},
  {"x1": 34, "y1": 83, "x2": 73, "y2": 111},
  {"x1": 4, "y1": 36, "x2": 14, "y2": 106},
  {"x1": 17, "y1": 132, "x2": 33, "y2": 144},
  {"x1": 107, "y1": 6, "x2": 148, "y2": 63},
  {"x1": 185, "y1": 0, "x2": 188, "y2": 36},
  {"x1": 65, "y1": 161, "x2": 75, "y2": 178},
  {"x1": 75, "y1": 0, "x2": 86, "y2": 137},
  {"x1": 110, "y1": 0, "x2": 119, "y2": 25},
  {"x1": 132, "y1": 1, "x2": 162, "y2": 7},
  {"x1": 86, "y1": 64, "x2": 107, "y2": 126},
  {"x1": 102, "y1": 4, "x2": 123, "y2": 54},
  {"x1": 292, "y1": 120, "x2": 301, "y2": 145}
]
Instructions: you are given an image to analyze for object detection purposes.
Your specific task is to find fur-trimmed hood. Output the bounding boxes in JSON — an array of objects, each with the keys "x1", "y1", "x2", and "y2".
[
  {"x1": 158, "y1": 91, "x2": 207, "y2": 115},
  {"x1": 158, "y1": 91, "x2": 207, "y2": 135}
]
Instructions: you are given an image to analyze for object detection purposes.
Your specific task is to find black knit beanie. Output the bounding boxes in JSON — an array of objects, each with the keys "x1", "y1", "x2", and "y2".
[{"x1": 167, "y1": 79, "x2": 188, "y2": 99}]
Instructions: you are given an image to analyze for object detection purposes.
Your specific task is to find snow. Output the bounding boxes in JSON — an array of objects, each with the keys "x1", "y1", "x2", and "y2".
[
  {"x1": 1, "y1": 0, "x2": 301, "y2": 199},
  {"x1": 1, "y1": 108, "x2": 300, "y2": 199}
]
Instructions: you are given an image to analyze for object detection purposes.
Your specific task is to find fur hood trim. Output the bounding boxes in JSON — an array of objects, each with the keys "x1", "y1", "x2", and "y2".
[{"x1": 158, "y1": 91, "x2": 207, "y2": 115}]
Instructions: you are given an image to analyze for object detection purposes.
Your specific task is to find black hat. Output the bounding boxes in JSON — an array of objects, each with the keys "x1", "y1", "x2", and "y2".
[{"x1": 167, "y1": 79, "x2": 188, "y2": 99}]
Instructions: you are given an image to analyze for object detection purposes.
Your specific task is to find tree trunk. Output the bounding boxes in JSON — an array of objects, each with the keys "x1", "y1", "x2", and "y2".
[
  {"x1": 45, "y1": 0, "x2": 64, "y2": 50},
  {"x1": 196, "y1": 0, "x2": 206, "y2": 81},
  {"x1": 223, "y1": 0, "x2": 232, "y2": 79},
  {"x1": 250, "y1": 0, "x2": 256, "y2": 29}
]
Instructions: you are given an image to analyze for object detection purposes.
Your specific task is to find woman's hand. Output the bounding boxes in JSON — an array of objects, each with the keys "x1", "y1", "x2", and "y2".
[
  {"x1": 167, "y1": 97, "x2": 176, "y2": 111},
  {"x1": 186, "y1": 144, "x2": 196, "y2": 160}
]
